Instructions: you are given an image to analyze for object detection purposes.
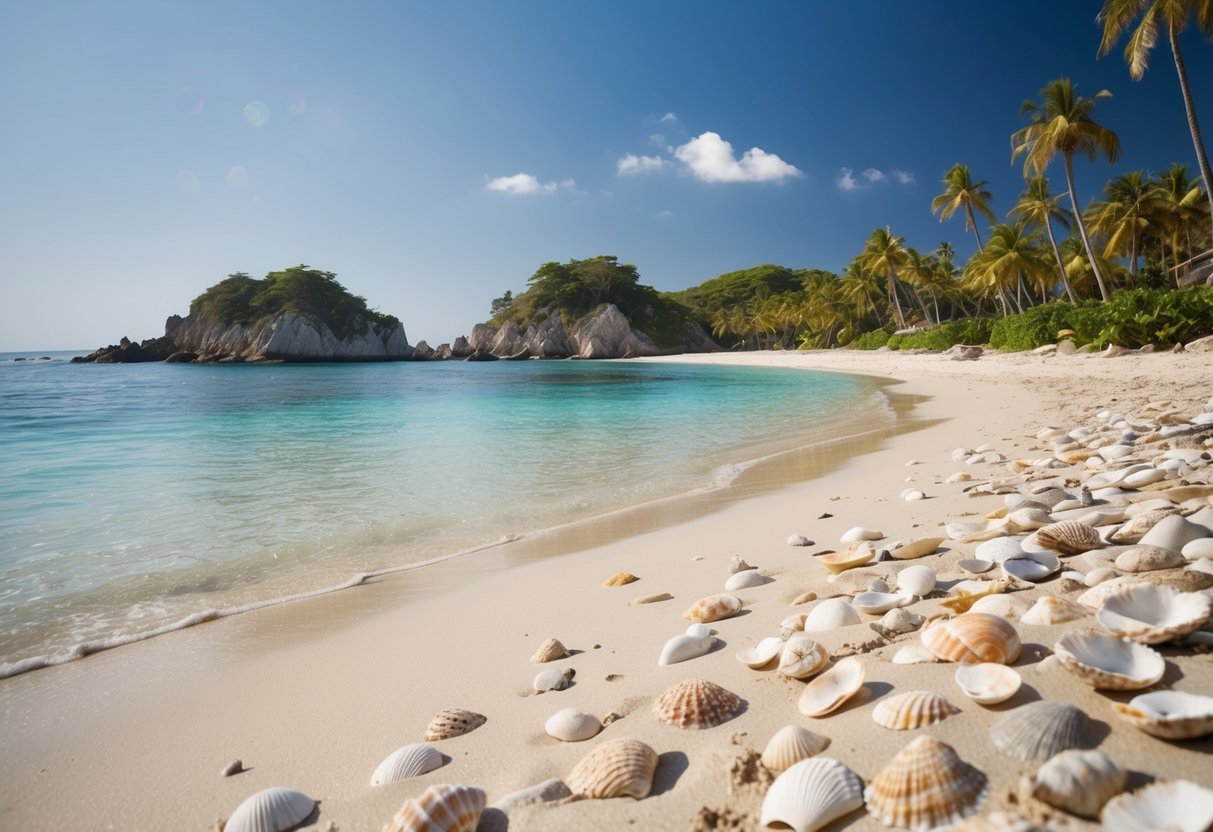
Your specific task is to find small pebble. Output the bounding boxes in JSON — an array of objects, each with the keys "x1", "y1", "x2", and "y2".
[{"x1": 220, "y1": 759, "x2": 243, "y2": 777}]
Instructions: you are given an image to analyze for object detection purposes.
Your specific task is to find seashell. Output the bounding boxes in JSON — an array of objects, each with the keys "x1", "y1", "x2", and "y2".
[
  {"x1": 869, "y1": 578, "x2": 890, "y2": 593},
  {"x1": 760, "y1": 757, "x2": 863, "y2": 831},
  {"x1": 903, "y1": 489, "x2": 926, "y2": 501},
  {"x1": 1084, "y1": 566, "x2": 1118, "y2": 586},
  {"x1": 1035, "y1": 521, "x2": 1102, "y2": 556},
  {"x1": 1096, "y1": 583, "x2": 1213, "y2": 644},
  {"x1": 790, "y1": 590, "x2": 818, "y2": 605},
  {"x1": 819, "y1": 543, "x2": 876, "y2": 573},
  {"x1": 685, "y1": 622, "x2": 712, "y2": 638},
  {"x1": 863, "y1": 735, "x2": 988, "y2": 832},
  {"x1": 1122, "y1": 467, "x2": 1168, "y2": 489},
  {"x1": 954, "y1": 662, "x2": 1021, "y2": 705},
  {"x1": 922, "y1": 613, "x2": 1021, "y2": 664},
  {"x1": 1032, "y1": 750, "x2": 1127, "y2": 819},
  {"x1": 423, "y1": 709, "x2": 487, "y2": 742},
  {"x1": 892, "y1": 643, "x2": 938, "y2": 664},
  {"x1": 529, "y1": 638, "x2": 569, "y2": 663},
  {"x1": 1078, "y1": 570, "x2": 1213, "y2": 608},
  {"x1": 778, "y1": 636, "x2": 830, "y2": 680},
  {"x1": 545, "y1": 708, "x2": 603, "y2": 742},
  {"x1": 1183, "y1": 537, "x2": 1213, "y2": 560},
  {"x1": 629, "y1": 592, "x2": 673, "y2": 605},
  {"x1": 976, "y1": 537, "x2": 1024, "y2": 563},
  {"x1": 947, "y1": 521, "x2": 986, "y2": 540},
  {"x1": 969, "y1": 593, "x2": 1026, "y2": 620},
  {"x1": 565, "y1": 738, "x2": 658, "y2": 799},
  {"x1": 728, "y1": 555, "x2": 755, "y2": 574},
  {"x1": 888, "y1": 536, "x2": 944, "y2": 560},
  {"x1": 779, "y1": 613, "x2": 808, "y2": 638},
  {"x1": 1101, "y1": 779, "x2": 1213, "y2": 832},
  {"x1": 897, "y1": 565, "x2": 936, "y2": 596},
  {"x1": 958, "y1": 559, "x2": 994, "y2": 574},
  {"x1": 760, "y1": 725, "x2": 831, "y2": 772},
  {"x1": 1020, "y1": 597, "x2": 1088, "y2": 626},
  {"x1": 532, "y1": 667, "x2": 575, "y2": 692},
  {"x1": 840, "y1": 526, "x2": 883, "y2": 543},
  {"x1": 804, "y1": 598, "x2": 860, "y2": 632},
  {"x1": 788, "y1": 533, "x2": 813, "y2": 547},
  {"x1": 798, "y1": 656, "x2": 865, "y2": 717},
  {"x1": 652, "y1": 678, "x2": 744, "y2": 729},
  {"x1": 851, "y1": 590, "x2": 911, "y2": 615},
  {"x1": 1005, "y1": 506, "x2": 1053, "y2": 532},
  {"x1": 736, "y1": 636, "x2": 785, "y2": 668},
  {"x1": 1054, "y1": 632, "x2": 1164, "y2": 690},
  {"x1": 942, "y1": 580, "x2": 1014, "y2": 614},
  {"x1": 1108, "y1": 508, "x2": 1176, "y2": 544},
  {"x1": 658, "y1": 633, "x2": 714, "y2": 666},
  {"x1": 1115, "y1": 545, "x2": 1185, "y2": 573},
  {"x1": 1112, "y1": 690, "x2": 1213, "y2": 740},
  {"x1": 946, "y1": 471, "x2": 973, "y2": 483},
  {"x1": 371, "y1": 743, "x2": 444, "y2": 785},
  {"x1": 384, "y1": 784, "x2": 486, "y2": 832},
  {"x1": 872, "y1": 607, "x2": 924, "y2": 638},
  {"x1": 725, "y1": 569, "x2": 769, "y2": 591},
  {"x1": 1000, "y1": 552, "x2": 1060, "y2": 582},
  {"x1": 872, "y1": 690, "x2": 960, "y2": 730},
  {"x1": 683, "y1": 593, "x2": 743, "y2": 623},
  {"x1": 990, "y1": 702, "x2": 1094, "y2": 763},
  {"x1": 603, "y1": 571, "x2": 639, "y2": 587},
  {"x1": 225, "y1": 788, "x2": 316, "y2": 832}
]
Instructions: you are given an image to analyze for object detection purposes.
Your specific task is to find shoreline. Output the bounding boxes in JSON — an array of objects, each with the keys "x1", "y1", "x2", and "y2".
[{"x1": 1, "y1": 348, "x2": 1211, "y2": 830}]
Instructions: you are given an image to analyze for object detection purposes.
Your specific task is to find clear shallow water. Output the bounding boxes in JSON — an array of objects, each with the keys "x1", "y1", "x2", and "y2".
[{"x1": 0, "y1": 352, "x2": 884, "y2": 672}]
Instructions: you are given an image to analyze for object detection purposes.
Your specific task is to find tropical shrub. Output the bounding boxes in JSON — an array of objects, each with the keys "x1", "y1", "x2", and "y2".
[
  {"x1": 887, "y1": 319, "x2": 994, "y2": 351},
  {"x1": 854, "y1": 328, "x2": 893, "y2": 350}
]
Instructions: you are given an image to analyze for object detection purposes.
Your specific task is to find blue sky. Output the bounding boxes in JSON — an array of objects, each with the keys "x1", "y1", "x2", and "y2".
[{"x1": 2, "y1": 1, "x2": 1212, "y2": 350}]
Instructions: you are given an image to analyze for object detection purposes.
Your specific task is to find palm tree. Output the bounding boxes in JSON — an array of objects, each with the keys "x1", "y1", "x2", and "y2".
[
  {"x1": 1152, "y1": 163, "x2": 1209, "y2": 282},
  {"x1": 1099, "y1": 0, "x2": 1213, "y2": 240},
  {"x1": 931, "y1": 164, "x2": 998, "y2": 250},
  {"x1": 1009, "y1": 176, "x2": 1079, "y2": 301},
  {"x1": 859, "y1": 227, "x2": 910, "y2": 329},
  {"x1": 1087, "y1": 170, "x2": 1156, "y2": 280},
  {"x1": 838, "y1": 261, "x2": 886, "y2": 328},
  {"x1": 965, "y1": 221, "x2": 1057, "y2": 309},
  {"x1": 1011, "y1": 78, "x2": 1122, "y2": 301},
  {"x1": 901, "y1": 247, "x2": 941, "y2": 325}
]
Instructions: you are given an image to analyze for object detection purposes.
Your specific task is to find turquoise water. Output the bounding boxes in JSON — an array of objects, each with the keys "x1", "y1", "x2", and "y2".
[{"x1": 0, "y1": 353, "x2": 884, "y2": 673}]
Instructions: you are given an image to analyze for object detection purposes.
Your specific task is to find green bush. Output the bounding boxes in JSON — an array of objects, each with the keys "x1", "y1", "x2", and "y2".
[
  {"x1": 886, "y1": 318, "x2": 994, "y2": 351},
  {"x1": 854, "y1": 328, "x2": 893, "y2": 350}
]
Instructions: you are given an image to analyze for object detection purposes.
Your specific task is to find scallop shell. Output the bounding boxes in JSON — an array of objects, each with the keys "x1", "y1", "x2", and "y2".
[
  {"x1": 659, "y1": 633, "x2": 715, "y2": 666},
  {"x1": 533, "y1": 667, "x2": 575, "y2": 692},
  {"x1": 1096, "y1": 583, "x2": 1213, "y2": 644},
  {"x1": 566, "y1": 738, "x2": 658, "y2": 800},
  {"x1": 760, "y1": 757, "x2": 864, "y2": 832},
  {"x1": 953, "y1": 663, "x2": 1021, "y2": 705},
  {"x1": 603, "y1": 571, "x2": 639, "y2": 587},
  {"x1": 897, "y1": 565, "x2": 936, "y2": 596},
  {"x1": 760, "y1": 725, "x2": 832, "y2": 773},
  {"x1": 1031, "y1": 750, "x2": 1127, "y2": 819},
  {"x1": 225, "y1": 788, "x2": 315, "y2": 832},
  {"x1": 652, "y1": 678, "x2": 744, "y2": 729},
  {"x1": 1101, "y1": 780, "x2": 1213, "y2": 832},
  {"x1": 370, "y1": 743, "x2": 444, "y2": 785},
  {"x1": 423, "y1": 709, "x2": 487, "y2": 742},
  {"x1": 921, "y1": 613, "x2": 1021, "y2": 664},
  {"x1": 736, "y1": 636, "x2": 785, "y2": 669},
  {"x1": 529, "y1": 638, "x2": 569, "y2": 663},
  {"x1": 1115, "y1": 545, "x2": 1186, "y2": 573},
  {"x1": 804, "y1": 598, "x2": 860, "y2": 632},
  {"x1": 778, "y1": 636, "x2": 830, "y2": 680},
  {"x1": 888, "y1": 536, "x2": 944, "y2": 560},
  {"x1": 1112, "y1": 690, "x2": 1213, "y2": 740},
  {"x1": 1035, "y1": 521, "x2": 1102, "y2": 556},
  {"x1": 1020, "y1": 597, "x2": 1088, "y2": 626},
  {"x1": 872, "y1": 690, "x2": 960, "y2": 730},
  {"x1": 798, "y1": 656, "x2": 865, "y2": 717},
  {"x1": 683, "y1": 593, "x2": 743, "y2": 623},
  {"x1": 1054, "y1": 632, "x2": 1164, "y2": 690},
  {"x1": 990, "y1": 702, "x2": 1094, "y2": 763},
  {"x1": 819, "y1": 543, "x2": 876, "y2": 573},
  {"x1": 384, "y1": 784, "x2": 487, "y2": 832},
  {"x1": 725, "y1": 569, "x2": 770, "y2": 591},
  {"x1": 864, "y1": 735, "x2": 988, "y2": 832},
  {"x1": 840, "y1": 526, "x2": 884, "y2": 543},
  {"x1": 545, "y1": 708, "x2": 603, "y2": 742}
]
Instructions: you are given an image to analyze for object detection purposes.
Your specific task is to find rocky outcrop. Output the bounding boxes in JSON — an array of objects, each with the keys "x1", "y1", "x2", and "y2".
[
  {"x1": 75, "y1": 334, "x2": 177, "y2": 364},
  {"x1": 569, "y1": 305, "x2": 660, "y2": 358}
]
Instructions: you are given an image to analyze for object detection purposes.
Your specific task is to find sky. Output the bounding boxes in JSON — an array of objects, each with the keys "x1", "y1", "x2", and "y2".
[{"x1": 2, "y1": 1, "x2": 1212, "y2": 350}]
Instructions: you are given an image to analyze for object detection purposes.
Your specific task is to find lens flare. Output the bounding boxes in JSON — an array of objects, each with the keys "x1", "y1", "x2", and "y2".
[
  {"x1": 226, "y1": 166, "x2": 249, "y2": 188},
  {"x1": 174, "y1": 87, "x2": 205, "y2": 116},
  {"x1": 243, "y1": 101, "x2": 270, "y2": 127},
  {"x1": 286, "y1": 92, "x2": 307, "y2": 115}
]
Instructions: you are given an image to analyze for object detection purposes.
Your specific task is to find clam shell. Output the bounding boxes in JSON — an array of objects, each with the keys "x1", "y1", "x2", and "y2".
[
  {"x1": 888, "y1": 536, "x2": 944, "y2": 560},
  {"x1": 683, "y1": 593, "x2": 743, "y2": 623},
  {"x1": 659, "y1": 633, "x2": 715, "y2": 666},
  {"x1": 544, "y1": 708, "x2": 603, "y2": 742},
  {"x1": 864, "y1": 735, "x2": 988, "y2": 832},
  {"x1": 852, "y1": 590, "x2": 911, "y2": 615},
  {"x1": 1096, "y1": 583, "x2": 1213, "y2": 644},
  {"x1": 384, "y1": 784, "x2": 487, "y2": 832},
  {"x1": 1101, "y1": 780, "x2": 1213, "y2": 832},
  {"x1": 958, "y1": 559, "x2": 994, "y2": 574},
  {"x1": 1112, "y1": 690, "x2": 1213, "y2": 739},
  {"x1": 423, "y1": 709, "x2": 487, "y2": 741},
  {"x1": 760, "y1": 757, "x2": 863, "y2": 832},
  {"x1": 872, "y1": 690, "x2": 960, "y2": 730},
  {"x1": 969, "y1": 594, "x2": 1026, "y2": 620},
  {"x1": 565, "y1": 738, "x2": 658, "y2": 799},
  {"x1": 778, "y1": 636, "x2": 830, "y2": 680},
  {"x1": 921, "y1": 613, "x2": 1021, "y2": 665},
  {"x1": 1183, "y1": 538, "x2": 1213, "y2": 560},
  {"x1": 529, "y1": 638, "x2": 569, "y2": 663},
  {"x1": 1054, "y1": 632, "x2": 1164, "y2": 690},
  {"x1": 798, "y1": 656, "x2": 865, "y2": 717},
  {"x1": 532, "y1": 667, "x2": 574, "y2": 692},
  {"x1": 896, "y1": 565, "x2": 936, "y2": 596},
  {"x1": 725, "y1": 570, "x2": 770, "y2": 591},
  {"x1": 804, "y1": 598, "x2": 860, "y2": 632},
  {"x1": 652, "y1": 678, "x2": 744, "y2": 729},
  {"x1": 892, "y1": 643, "x2": 938, "y2": 665},
  {"x1": 819, "y1": 543, "x2": 876, "y2": 573},
  {"x1": 736, "y1": 636, "x2": 785, "y2": 669},
  {"x1": 1035, "y1": 521, "x2": 1103, "y2": 556},
  {"x1": 603, "y1": 571, "x2": 639, "y2": 587},
  {"x1": 840, "y1": 526, "x2": 884, "y2": 543},
  {"x1": 1032, "y1": 750, "x2": 1127, "y2": 819},
  {"x1": 990, "y1": 702, "x2": 1094, "y2": 763},
  {"x1": 760, "y1": 725, "x2": 832, "y2": 773},
  {"x1": 1000, "y1": 551, "x2": 1060, "y2": 582},
  {"x1": 976, "y1": 537, "x2": 1024, "y2": 563},
  {"x1": 1020, "y1": 597, "x2": 1088, "y2": 626},
  {"x1": 953, "y1": 663, "x2": 1021, "y2": 705},
  {"x1": 370, "y1": 743, "x2": 444, "y2": 785},
  {"x1": 225, "y1": 788, "x2": 315, "y2": 832},
  {"x1": 1115, "y1": 545, "x2": 1186, "y2": 573}
]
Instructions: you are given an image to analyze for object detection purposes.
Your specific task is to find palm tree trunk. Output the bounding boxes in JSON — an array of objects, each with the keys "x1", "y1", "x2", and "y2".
[
  {"x1": 965, "y1": 204, "x2": 985, "y2": 251},
  {"x1": 1063, "y1": 153, "x2": 1111, "y2": 301},
  {"x1": 885, "y1": 267, "x2": 906, "y2": 329},
  {"x1": 1130, "y1": 226, "x2": 1139, "y2": 279},
  {"x1": 1170, "y1": 28, "x2": 1213, "y2": 243},
  {"x1": 1043, "y1": 218, "x2": 1078, "y2": 302}
]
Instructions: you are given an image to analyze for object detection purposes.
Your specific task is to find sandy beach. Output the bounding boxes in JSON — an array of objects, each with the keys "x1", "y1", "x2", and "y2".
[{"x1": 2, "y1": 347, "x2": 1212, "y2": 831}]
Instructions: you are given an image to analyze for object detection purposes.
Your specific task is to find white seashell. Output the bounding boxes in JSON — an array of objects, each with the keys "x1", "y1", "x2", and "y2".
[
  {"x1": 1112, "y1": 690, "x2": 1213, "y2": 740},
  {"x1": 903, "y1": 489, "x2": 926, "y2": 501},
  {"x1": 370, "y1": 744, "x2": 444, "y2": 786},
  {"x1": 990, "y1": 701, "x2": 1094, "y2": 763},
  {"x1": 788, "y1": 533, "x2": 813, "y2": 547},
  {"x1": 872, "y1": 607, "x2": 924, "y2": 638},
  {"x1": 1183, "y1": 538, "x2": 1213, "y2": 560},
  {"x1": 490, "y1": 779, "x2": 572, "y2": 814},
  {"x1": 779, "y1": 613, "x2": 807, "y2": 639},
  {"x1": 1032, "y1": 750, "x2": 1127, "y2": 818},
  {"x1": 760, "y1": 756, "x2": 863, "y2": 832},
  {"x1": 864, "y1": 735, "x2": 988, "y2": 832},
  {"x1": 724, "y1": 570, "x2": 769, "y2": 591},
  {"x1": 958, "y1": 559, "x2": 994, "y2": 574},
  {"x1": 1101, "y1": 780, "x2": 1213, "y2": 832},
  {"x1": 947, "y1": 521, "x2": 986, "y2": 540},
  {"x1": 760, "y1": 725, "x2": 831, "y2": 772},
  {"x1": 892, "y1": 643, "x2": 938, "y2": 664},
  {"x1": 946, "y1": 471, "x2": 972, "y2": 483},
  {"x1": 1115, "y1": 545, "x2": 1186, "y2": 573},
  {"x1": 872, "y1": 690, "x2": 959, "y2": 730},
  {"x1": 1054, "y1": 632, "x2": 1164, "y2": 689},
  {"x1": 887, "y1": 537, "x2": 944, "y2": 560},
  {"x1": 851, "y1": 590, "x2": 911, "y2": 615},
  {"x1": 868, "y1": 578, "x2": 890, "y2": 593},
  {"x1": 728, "y1": 555, "x2": 755, "y2": 574},
  {"x1": 1020, "y1": 597, "x2": 1087, "y2": 626},
  {"x1": 804, "y1": 598, "x2": 860, "y2": 632},
  {"x1": 778, "y1": 636, "x2": 830, "y2": 680},
  {"x1": 1138, "y1": 513, "x2": 1209, "y2": 552},
  {"x1": 1005, "y1": 506, "x2": 1053, "y2": 531},
  {"x1": 976, "y1": 537, "x2": 1024, "y2": 563},
  {"x1": 659, "y1": 633, "x2": 715, "y2": 666},
  {"x1": 897, "y1": 565, "x2": 936, "y2": 597},
  {"x1": 1001, "y1": 551, "x2": 1061, "y2": 582},
  {"x1": 225, "y1": 788, "x2": 316, "y2": 832},
  {"x1": 545, "y1": 708, "x2": 603, "y2": 742},
  {"x1": 1096, "y1": 583, "x2": 1213, "y2": 644},
  {"x1": 798, "y1": 656, "x2": 865, "y2": 717},
  {"x1": 1084, "y1": 566, "x2": 1118, "y2": 587},
  {"x1": 954, "y1": 662, "x2": 1021, "y2": 705},
  {"x1": 736, "y1": 636, "x2": 786, "y2": 668},
  {"x1": 840, "y1": 526, "x2": 883, "y2": 543},
  {"x1": 532, "y1": 668, "x2": 574, "y2": 692},
  {"x1": 685, "y1": 623, "x2": 711, "y2": 638}
]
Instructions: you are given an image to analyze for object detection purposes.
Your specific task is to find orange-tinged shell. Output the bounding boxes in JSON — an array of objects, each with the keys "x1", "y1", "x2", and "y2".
[
  {"x1": 1035, "y1": 521, "x2": 1102, "y2": 556},
  {"x1": 604, "y1": 571, "x2": 639, "y2": 587},
  {"x1": 682, "y1": 593, "x2": 743, "y2": 623},
  {"x1": 565, "y1": 737, "x2": 659, "y2": 799},
  {"x1": 864, "y1": 735, "x2": 988, "y2": 832},
  {"x1": 652, "y1": 678, "x2": 743, "y2": 729},
  {"x1": 872, "y1": 690, "x2": 960, "y2": 730},
  {"x1": 922, "y1": 613, "x2": 1021, "y2": 665},
  {"x1": 422, "y1": 709, "x2": 487, "y2": 742},
  {"x1": 383, "y1": 784, "x2": 486, "y2": 832}
]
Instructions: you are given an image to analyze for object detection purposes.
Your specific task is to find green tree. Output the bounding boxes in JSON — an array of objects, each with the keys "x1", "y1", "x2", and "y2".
[
  {"x1": 931, "y1": 164, "x2": 998, "y2": 249},
  {"x1": 1088, "y1": 170, "x2": 1157, "y2": 279},
  {"x1": 1152, "y1": 163, "x2": 1210, "y2": 281},
  {"x1": 1010, "y1": 176, "x2": 1079, "y2": 301},
  {"x1": 490, "y1": 289, "x2": 514, "y2": 316},
  {"x1": 859, "y1": 227, "x2": 911, "y2": 329}
]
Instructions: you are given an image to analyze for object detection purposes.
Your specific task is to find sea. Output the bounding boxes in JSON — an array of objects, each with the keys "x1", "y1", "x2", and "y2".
[{"x1": 0, "y1": 352, "x2": 892, "y2": 676}]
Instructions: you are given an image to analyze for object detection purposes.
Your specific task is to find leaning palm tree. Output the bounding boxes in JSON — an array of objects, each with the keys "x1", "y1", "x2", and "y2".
[
  {"x1": 1098, "y1": 0, "x2": 1213, "y2": 240},
  {"x1": 859, "y1": 227, "x2": 910, "y2": 329},
  {"x1": 1010, "y1": 176, "x2": 1079, "y2": 301},
  {"x1": 1011, "y1": 78, "x2": 1122, "y2": 301},
  {"x1": 931, "y1": 164, "x2": 998, "y2": 250},
  {"x1": 1087, "y1": 170, "x2": 1157, "y2": 280}
]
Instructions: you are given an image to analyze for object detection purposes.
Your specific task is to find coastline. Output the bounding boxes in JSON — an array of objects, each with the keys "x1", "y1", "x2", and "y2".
[{"x1": 2, "y1": 348, "x2": 1211, "y2": 830}]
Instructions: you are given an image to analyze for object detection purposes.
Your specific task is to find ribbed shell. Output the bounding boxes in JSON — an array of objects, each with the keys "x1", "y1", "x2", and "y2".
[
  {"x1": 1097, "y1": 583, "x2": 1213, "y2": 644},
  {"x1": 864, "y1": 735, "x2": 987, "y2": 832},
  {"x1": 225, "y1": 787, "x2": 315, "y2": 832},
  {"x1": 422, "y1": 709, "x2": 487, "y2": 742},
  {"x1": 760, "y1": 757, "x2": 863, "y2": 832},
  {"x1": 383, "y1": 784, "x2": 486, "y2": 832},
  {"x1": 682, "y1": 593, "x2": 743, "y2": 623},
  {"x1": 652, "y1": 678, "x2": 744, "y2": 729},
  {"x1": 603, "y1": 571, "x2": 639, "y2": 587},
  {"x1": 760, "y1": 725, "x2": 832, "y2": 772},
  {"x1": 370, "y1": 743, "x2": 444, "y2": 785},
  {"x1": 565, "y1": 738, "x2": 659, "y2": 799},
  {"x1": 1101, "y1": 780, "x2": 1213, "y2": 832},
  {"x1": 1035, "y1": 521, "x2": 1102, "y2": 556},
  {"x1": 990, "y1": 702, "x2": 1093, "y2": 763},
  {"x1": 872, "y1": 690, "x2": 960, "y2": 730},
  {"x1": 921, "y1": 613, "x2": 1021, "y2": 665},
  {"x1": 1054, "y1": 632, "x2": 1165, "y2": 690},
  {"x1": 1032, "y1": 750, "x2": 1127, "y2": 819},
  {"x1": 529, "y1": 638, "x2": 569, "y2": 663}
]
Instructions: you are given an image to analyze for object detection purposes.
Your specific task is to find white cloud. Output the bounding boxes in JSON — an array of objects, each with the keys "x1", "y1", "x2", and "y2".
[
  {"x1": 862, "y1": 168, "x2": 885, "y2": 183},
  {"x1": 648, "y1": 132, "x2": 666, "y2": 147},
  {"x1": 656, "y1": 209, "x2": 673, "y2": 219},
  {"x1": 617, "y1": 154, "x2": 667, "y2": 176},
  {"x1": 893, "y1": 168, "x2": 916, "y2": 185},
  {"x1": 660, "y1": 112, "x2": 678, "y2": 123},
  {"x1": 673, "y1": 132, "x2": 801, "y2": 184},
  {"x1": 559, "y1": 178, "x2": 577, "y2": 189},
  {"x1": 836, "y1": 167, "x2": 860, "y2": 191},
  {"x1": 837, "y1": 166, "x2": 915, "y2": 191},
  {"x1": 486, "y1": 173, "x2": 558, "y2": 195}
]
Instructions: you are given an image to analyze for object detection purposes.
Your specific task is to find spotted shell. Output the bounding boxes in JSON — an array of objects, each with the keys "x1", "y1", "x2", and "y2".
[
  {"x1": 921, "y1": 613, "x2": 1021, "y2": 665},
  {"x1": 682, "y1": 593, "x2": 743, "y2": 623},
  {"x1": 1096, "y1": 583, "x2": 1213, "y2": 644},
  {"x1": 565, "y1": 738, "x2": 659, "y2": 800},
  {"x1": 383, "y1": 784, "x2": 486, "y2": 832},
  {"x1": 760, "y1": 756, "x2": 864, "y2": 832},
  {"x1": 760, "y1": 725, "x2": 832, "y2": 773},
  {"x1": 863, "y1": 735, "x2": 988, "y2": 832},
  {"x1": 1054, "y1": 632, "x2": 1165, "y2": 690},
  {"x1": 798, "y1": 656, "x2": 865, "y2": 718},
  {"x1": 529, "y1": 638, "x2": 570, "y2": 663},
  {"x1": 1112, "y1": 690, "x2": 1213, "y2": 740},
  {"x1": 652, "y1": 678, "x2": 744, "y2": 729},
  {"x1": 1032, "y1": 750, "x2": 1127, "y2": 819},
  {"x1": 370, "y1": 743, "x2": 444, "y2": 786},
  {"x1": 872, "y1": 690, "x2": 960, "y2": 730},
  {"x1": 225, "y1": 788, "x2": 316, "y2": 832},
  {"x1": 1035, "y1": 521, "x2": 1103, "y2": 556},
  {"x1": 1101, "y1": 780, "x2": 1213, "y2": 832},
  {"x1": 423, "y1": 709, "x2": 487, "y2": 742},
  {"x1": 603, "y1": 571, "x2": 639, "y2": 587},
  {"x1": 990, "y1": 702, "x2": 1094, "y2": 763}
]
